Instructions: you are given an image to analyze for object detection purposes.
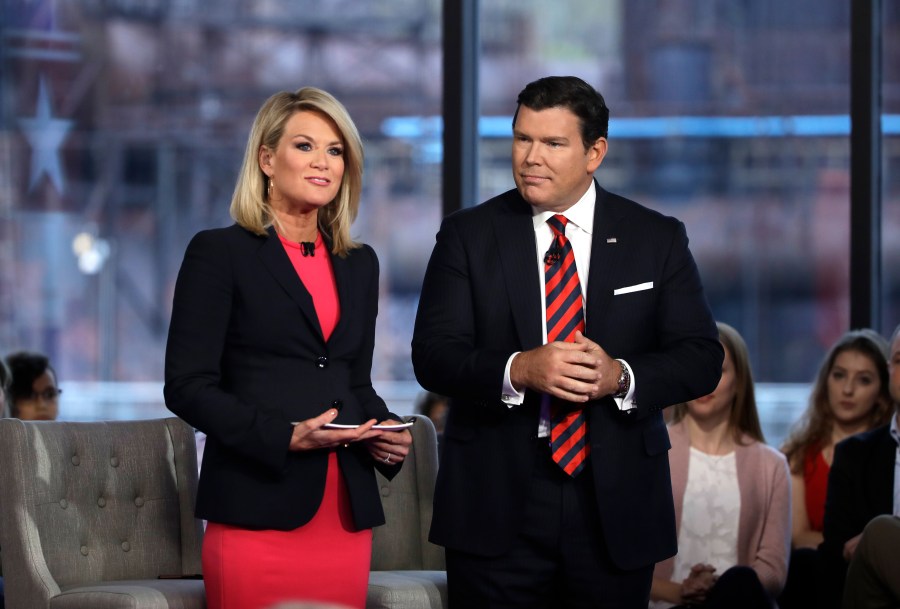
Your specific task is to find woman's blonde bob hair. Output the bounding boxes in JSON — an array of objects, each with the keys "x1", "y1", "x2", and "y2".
[{"x1": 229, "y1": 87, "x2": 364, "y2": 256}]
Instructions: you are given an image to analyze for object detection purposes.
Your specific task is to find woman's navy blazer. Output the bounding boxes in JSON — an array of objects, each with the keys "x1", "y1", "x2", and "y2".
[{"x1": 165, "y1": 224, "x2": 399, "y2": 531}]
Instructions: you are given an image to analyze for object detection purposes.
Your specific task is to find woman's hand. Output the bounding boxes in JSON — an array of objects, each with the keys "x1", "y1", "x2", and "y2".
[
  {"x1": 681, "y1": 563, "x2": 716, "y2": 604},
  {"x1": 288, "y1": 408, "x2": 381, "y2": 451},
  {"x1": 843, "y1": 533, "x2": 863, "y2": 562},
  {"x1": 364, "y1": 421, "x2": 412, "y2": 465}
]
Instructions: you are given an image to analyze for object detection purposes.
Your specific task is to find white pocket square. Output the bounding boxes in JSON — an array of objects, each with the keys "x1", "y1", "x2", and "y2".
[{"x1": 614, "y1": 282, "x2": 653, "y2": 295}]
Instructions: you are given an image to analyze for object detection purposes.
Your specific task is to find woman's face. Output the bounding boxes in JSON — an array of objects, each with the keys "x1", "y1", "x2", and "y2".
[
  {"x1": 260, "y1": 110, "x2": 345, "y2": 213},
  {"x1": 687, "y1": 343, "x2": 736, "y2": 423},
  {"x1": 827, "y1": 349, "x2": 882, "y2": 428},
  {"x1": 15, "y1": 369, "x2": 60, "y2": 421}
]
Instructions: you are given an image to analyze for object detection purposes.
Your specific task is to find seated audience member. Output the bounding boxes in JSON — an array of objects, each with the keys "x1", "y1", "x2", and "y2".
[
  {"x1": 650, "y1": 322, "x2": 791, "y2": 609},
  {"x1": 0, "y1": 357, "x2": 10, "y2": 418},
  {"x1": 819, "y1": 324, "x2": 900, "y2": 609},
  {"x1": 413, "y1": 390, "x2": 449, "y2": 436},
  {"x1": 778, "y1": 329, "x2": 892, "y2": 608},
  {"x1": 842, "y1": 515, "x2": 900, "y2": 609},
  {"x1": 5, "y1": 351, "x2": 61, "y2": 421}
]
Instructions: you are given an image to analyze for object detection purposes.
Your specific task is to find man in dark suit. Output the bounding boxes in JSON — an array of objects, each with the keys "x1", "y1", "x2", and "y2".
[
  {"x1": 411, "y1": 76, "x2": 723, "y2": 608},
  {"x1": 820, "y1": 323, "x2": 900, "y2": 609}
]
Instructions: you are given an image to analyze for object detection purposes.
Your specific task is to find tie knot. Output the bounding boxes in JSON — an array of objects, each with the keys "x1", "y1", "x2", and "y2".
[{"x1": 547, "y1": 214, "x2": 568, "y2": 237}]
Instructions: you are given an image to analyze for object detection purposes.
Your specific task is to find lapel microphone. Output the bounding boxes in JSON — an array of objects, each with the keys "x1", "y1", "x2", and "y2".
[
  {"x1": 544, "y1": 235, "x2": 562, "y2": 265},
  {"x1": 300, "y1": 242, "x2": 315, "y2": 257}
]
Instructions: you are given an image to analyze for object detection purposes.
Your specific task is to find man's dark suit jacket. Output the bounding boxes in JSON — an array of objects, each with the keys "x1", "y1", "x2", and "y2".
[
  {"x1": 165, "y1": 224, "x2": 399, "y2": 531},
  {"x1": 819, "y1": 422, "x2": 896, "y2": 606},
  {"x1": 411, "y1": 184, "x2": 723, "y2": 570}
]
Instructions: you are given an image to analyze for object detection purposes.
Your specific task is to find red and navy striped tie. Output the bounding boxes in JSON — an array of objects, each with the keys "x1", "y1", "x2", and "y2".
[{"x1": 545, "y1": 214, "x2": 590, "y2": 476}]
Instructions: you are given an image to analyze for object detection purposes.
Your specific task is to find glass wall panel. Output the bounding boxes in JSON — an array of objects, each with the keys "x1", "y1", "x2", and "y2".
[
  {"x1": 883, "y1": 3, "x2": 900, "y2": 338},
  {"x1": 0, "y1": 0, "x2": 442, "y2": 419},
  {"x1": 477, "y1": 0, "x2": 853, "y2": 446}
]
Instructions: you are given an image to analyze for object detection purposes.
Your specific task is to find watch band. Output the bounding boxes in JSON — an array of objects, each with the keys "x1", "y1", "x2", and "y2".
[{"x1": 613, "y1": 359, "x2": 630, "y2": 398}]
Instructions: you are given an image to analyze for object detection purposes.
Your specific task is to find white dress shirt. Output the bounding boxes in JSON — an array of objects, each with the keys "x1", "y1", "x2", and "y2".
[
  {"x1": 501, "y1": 182, "x2": 636, "y2": 435},
  {"x1": 890, "y1": 413, "x2": 900, "y2": 516}
]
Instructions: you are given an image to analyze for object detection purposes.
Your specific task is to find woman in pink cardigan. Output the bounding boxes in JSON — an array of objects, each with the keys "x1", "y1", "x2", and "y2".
[{"x1": 650, "y1": 322, "x2": 791, "y2": 609}]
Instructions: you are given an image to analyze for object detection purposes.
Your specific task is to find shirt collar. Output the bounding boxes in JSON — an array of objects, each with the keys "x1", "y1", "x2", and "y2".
[
  {"x1": 890, "y1": 412, "x2": 900, "y2": 448},
  {"x1": 531, "y1": 180, "x2": 596, "y2": 235}
]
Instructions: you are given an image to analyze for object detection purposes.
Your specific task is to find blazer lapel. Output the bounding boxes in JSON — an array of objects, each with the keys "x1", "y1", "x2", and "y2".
[
  {"x1": 258, "y1": 226, "x2": 325, "y2": 342},
  {"x1": 328, "y1": 246, "x2": 352, "y2": 344},
  {"x1": 493, "y1": 193, "x2": 543, "y2": 351},
  {"x1": 585, "y1": 184, "x2": 624, "y2": 333},
  {"x1": 872, "y1": 427, "x2": 897, "y2": 513}
]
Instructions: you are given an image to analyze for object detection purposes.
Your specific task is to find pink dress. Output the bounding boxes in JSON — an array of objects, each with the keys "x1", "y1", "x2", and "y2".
[{"x1": 202, "y1": 232, "x2": 371, "y2": 609}]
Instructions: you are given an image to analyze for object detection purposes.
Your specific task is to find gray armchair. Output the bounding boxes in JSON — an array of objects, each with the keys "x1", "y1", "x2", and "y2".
[
  {"x1": 367, "y1": 415, "x2": 447, "y2": 609},
  {"x1": 0, "y1": 417, "x2": 205, "y2": 608}
]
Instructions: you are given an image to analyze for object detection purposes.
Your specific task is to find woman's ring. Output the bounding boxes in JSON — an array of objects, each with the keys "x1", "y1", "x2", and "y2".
[{"x1": 384, "y1": 453, "x2": 392, "y2": 464}]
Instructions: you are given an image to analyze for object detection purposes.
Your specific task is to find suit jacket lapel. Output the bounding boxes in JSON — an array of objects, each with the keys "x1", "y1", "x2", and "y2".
[
  {"x1": 493, "y1": 192, "x2": 543, "y2": 351},
  {"x1": 258, "y1": 226, "x2": 325, "y2": 342},
  {"x1": 328, "y1": 246, "x2": 351, "y2": 343},
  {"x1": 585, "y1": 184, "x2": 623, "y2": 332},
  {"x1": 873, "y1": 427, "x2": 896, "y2": 513}
]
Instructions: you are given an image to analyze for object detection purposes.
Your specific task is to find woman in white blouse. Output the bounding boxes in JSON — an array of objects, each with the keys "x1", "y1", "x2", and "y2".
[{"x1": 650, "y1": 322, "x2": 791, "y2": 609}]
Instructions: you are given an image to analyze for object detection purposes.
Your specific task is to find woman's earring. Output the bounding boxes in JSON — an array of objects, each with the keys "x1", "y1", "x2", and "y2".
[{"x1": 267, "y1": 178, "x2": 273, "y2": 199}]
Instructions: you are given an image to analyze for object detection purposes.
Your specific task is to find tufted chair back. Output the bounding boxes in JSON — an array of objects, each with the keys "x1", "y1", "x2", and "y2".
[
  {"x1": 0, "y1": 417, "x2": 205, "y2": 608},
  {"x1": 367, "y1": 415, "x2": 446, "y2": 609}
]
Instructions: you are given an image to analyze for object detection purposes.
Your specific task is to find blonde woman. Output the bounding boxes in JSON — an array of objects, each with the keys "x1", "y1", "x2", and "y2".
[
  {"x1": 650, "y1": 322, "x2": 791, "y2": 609},
  {"x1": 165, "y1": 87, "x2": 411, "y2": 609}
]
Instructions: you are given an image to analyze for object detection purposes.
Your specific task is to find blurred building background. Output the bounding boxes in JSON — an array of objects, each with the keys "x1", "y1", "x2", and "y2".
[{"x1": 1, "y1": 0, "x2": 898, "y2": 447}]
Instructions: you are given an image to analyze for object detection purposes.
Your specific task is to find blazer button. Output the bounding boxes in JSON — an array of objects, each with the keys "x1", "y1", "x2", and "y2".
[
  {"x1": 316, "y1": 356, "x2": 329, "y2": 369},
  {"x1": 331, "y1": 400, "x2": 343, "y2": 411}
]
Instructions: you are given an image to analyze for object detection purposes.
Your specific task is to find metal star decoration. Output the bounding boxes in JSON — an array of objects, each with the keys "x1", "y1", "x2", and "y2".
[{"x1": 18, "y1": 76, "x2": 73, "y2": 193}]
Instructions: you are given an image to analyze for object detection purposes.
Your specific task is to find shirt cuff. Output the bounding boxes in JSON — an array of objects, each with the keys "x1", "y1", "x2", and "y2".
[
  {"x1": 502, "y1": 352, "x2": 525, "y2": 407},
  {"x1": 612, "y1": 359, "x2": 637, "y2": 411}
]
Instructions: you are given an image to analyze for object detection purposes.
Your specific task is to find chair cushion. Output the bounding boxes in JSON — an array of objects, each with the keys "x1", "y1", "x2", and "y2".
[
  {"x1": 366, "y1": 571, "x2": 447, "y2": 609},
  {"x1": 50, "y1": 579, "x2": 205, "y2": 609}
]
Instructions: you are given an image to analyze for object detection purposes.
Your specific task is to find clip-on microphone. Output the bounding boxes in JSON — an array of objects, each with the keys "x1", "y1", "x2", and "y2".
[{"x1": 544, "y1": 235, "x2": 562, "y2": 265}]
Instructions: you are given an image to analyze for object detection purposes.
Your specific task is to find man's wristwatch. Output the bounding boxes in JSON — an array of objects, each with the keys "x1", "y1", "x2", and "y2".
[{"x1": 613, "y1": 359, "x2": 630, "y2": 398}]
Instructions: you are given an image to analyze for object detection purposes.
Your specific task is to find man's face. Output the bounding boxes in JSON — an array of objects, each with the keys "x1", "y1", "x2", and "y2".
[
  {"x1": 511, "y1": 105, "x2": 607, "y2": 213},
  {"x1": 889, "y1": 334, "x2": 900, "y2": 407}
]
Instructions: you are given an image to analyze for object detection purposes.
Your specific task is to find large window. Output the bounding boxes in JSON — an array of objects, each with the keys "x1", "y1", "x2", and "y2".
[
  {"x1": 0, "y1": 0, "x2": 442, "y2": 418},
  {"x1": 883, "y1": 2, "x2": 900, "y2": 335},
  {"x1": 2, "y1": 1, "x2": 894, "y2": 437}
]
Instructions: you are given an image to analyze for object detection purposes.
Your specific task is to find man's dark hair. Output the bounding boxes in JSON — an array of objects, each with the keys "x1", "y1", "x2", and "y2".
[{"x1": 513, "y1": 75, "x2": 610, "y2": 148}]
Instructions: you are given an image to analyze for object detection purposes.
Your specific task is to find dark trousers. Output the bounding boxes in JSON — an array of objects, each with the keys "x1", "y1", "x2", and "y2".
[
  {"x1": 446, "y1": 441, "x2": 652, "y2": 609},
  {"x1": 777, "y1": 547, "x2": 822, "y2": 609}
]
